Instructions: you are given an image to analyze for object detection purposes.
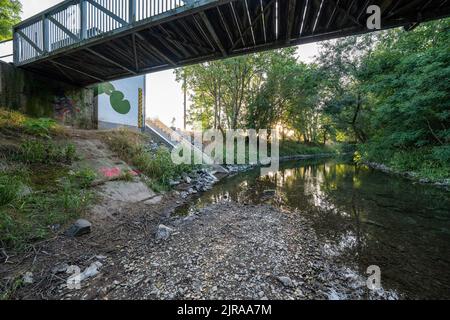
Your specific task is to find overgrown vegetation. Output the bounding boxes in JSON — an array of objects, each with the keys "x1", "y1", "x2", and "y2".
[
  {"x1": 176, "y1": 18, "x2": 449, "y2": 182},
  {"x1": 99, "y1": 128, "x2": 194, "y2": 191},
  {"x1": 279, "y1": 140, "x2": 344, "y2": 157},
  {"x1": 0, "y1": 168, "x2": 94, "y2": 249},
  {"x1": 0, "y1": 109, "x2": 94, "y2": 250}
]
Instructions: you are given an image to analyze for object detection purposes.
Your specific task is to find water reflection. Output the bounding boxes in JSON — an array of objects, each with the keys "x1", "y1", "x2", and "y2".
[{"x1": 176, "y1": 159, "x2": 450, "y2": 299}]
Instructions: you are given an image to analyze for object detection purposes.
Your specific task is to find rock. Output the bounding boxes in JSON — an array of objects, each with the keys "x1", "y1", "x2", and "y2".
[
  {"x1": 67, "y1": 261, "x2": 102, "y2": 284},
  {"x1": 52, "y1": 263, "x2": 69, "y2": 274},
  {"x1": 277, "y1": 276, "x2": 294, "y2": 287},
  {"x1": 263, "y1": 189, "x2": 276, "y2": 196},
  {"x1": 19, "y1": 185, "x2": 32, "y2": 197},
  {"x1": 81, "y1": 261, "x2": 102, "y2": 280},
  {"x1": 23, "y1": 272, "x2": 33, "y2": 284},
  {"x1": 183, "y1": 214, "x2": 197, "y2": 223},
  {"x1": 65, "y1": 219, "x2": 92, "y2": 237},
  {"x1": 169, "y1": 179, "x2": 180, "y2": 186},
  {"x1": 144, "y1": 195, "x2": 163, "y2": 205},
  {"x1": 155, "y1": 224, "x2": 174, "y2": 241},
  {"x1": 184, "y1": 176, "x2": 192, "y2": 184}
]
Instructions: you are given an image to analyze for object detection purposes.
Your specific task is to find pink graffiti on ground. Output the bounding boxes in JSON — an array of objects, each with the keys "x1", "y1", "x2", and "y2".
[
  {"x1": 99, "y1": 167, "x2": 122, "y2": 178},
  {"x1": 98, "y1": 167, "x2": 140, "y2": 178}
]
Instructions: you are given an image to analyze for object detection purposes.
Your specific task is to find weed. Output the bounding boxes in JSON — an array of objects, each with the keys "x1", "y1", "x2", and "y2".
[
  {"x1": 14, "y1": 140, "x2": 77, "y2": 164},
  {"x1": 0, "y1": 173, "x2": 22, "y2": 206},
  {"x1": 100, "y1": 129, "x2": 195, "y2": 190},
  {"x1": 67, "y1": 168, "x2": 97, "y2": 188},
  {"x1": 23, "y1": 118, "x2": 57, "y2": 138},
  {"x1": 118, "y1": 170, "x2": 135, "y2": 182}
]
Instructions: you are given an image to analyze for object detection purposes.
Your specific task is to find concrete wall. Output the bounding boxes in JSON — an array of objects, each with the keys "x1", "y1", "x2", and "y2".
[{"x1": 0, "y1": 61, "x2": 96, "y2": 129}]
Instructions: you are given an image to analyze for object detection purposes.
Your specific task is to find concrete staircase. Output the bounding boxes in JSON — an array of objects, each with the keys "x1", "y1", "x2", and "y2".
[{"x1": 145, "y1": 118, "x2": 228, "y2": 175}]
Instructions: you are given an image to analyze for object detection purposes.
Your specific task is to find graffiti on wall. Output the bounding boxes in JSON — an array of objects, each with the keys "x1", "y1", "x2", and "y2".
[{"x1": 53, "y1": 88, "x2": 81, "y2": 123}]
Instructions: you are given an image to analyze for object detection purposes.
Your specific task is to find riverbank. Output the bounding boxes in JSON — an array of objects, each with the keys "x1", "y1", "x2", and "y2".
[{"x1": 364, "y1": 161, "x2": 450, "y2": 188}]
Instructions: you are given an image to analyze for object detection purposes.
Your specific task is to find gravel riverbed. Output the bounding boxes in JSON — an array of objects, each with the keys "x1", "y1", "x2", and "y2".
[{"x1": 1, "y1": 195, "x2": 397, "y2": 300}]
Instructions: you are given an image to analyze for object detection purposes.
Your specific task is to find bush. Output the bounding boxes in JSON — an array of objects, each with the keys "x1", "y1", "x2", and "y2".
[
  {"x1": 67, "y1": 168, "x2": 97, "y2": 188},
  {"x1": 23, "y1": 118, "x2": 57, "y2": 138},
  {"x1": 357, "y1": 142, "x2": 450, "y2": 182},
  {"x1": 100, "y1": 129, "x2": 194, "y2": 191},
  {"x1": 0, "y1": 109, "x2": 26, "y2": 128},
  {"x1": 279, "y1": 140, "x2": 337, "y2": 157}
]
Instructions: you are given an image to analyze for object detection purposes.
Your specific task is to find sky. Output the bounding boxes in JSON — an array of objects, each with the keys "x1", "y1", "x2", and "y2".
[{"x1": 1, "y1": 0, "x2": 320, "y2": 128}]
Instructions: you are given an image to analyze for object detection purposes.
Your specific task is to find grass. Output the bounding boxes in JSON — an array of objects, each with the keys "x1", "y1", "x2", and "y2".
[
  {"x1": 356, "y1": 143, "x2": 450, "y2": 182},
  {"x1": 0, "y1": 168, "x2": 95, "y2": 250},
  {"x1": 0, "y1": 109, "x2": 66, "y2": 138},
  {"x1": 0, "y1": 276, "x2": 24, "y2": 300},
  {"x1": 12, "y1": 140, "x2": 77, "y2": 164},
  {"x1": 99, "y1": 128, "x2": 195, "y2": 191},
  {"x1": 0, "y1": 109, "x2": 95, "y2": 250}
]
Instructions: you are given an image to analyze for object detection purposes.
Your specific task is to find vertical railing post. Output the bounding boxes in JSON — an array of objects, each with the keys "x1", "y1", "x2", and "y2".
[
  {"x1": 129, "y1": 0, "x2": 137, "y2": 23},
  {"x1": 80, "y1": 0, "x2": 88, "y2": 39},
  {"x1": 13, "y1": 28, "x2": 19, "y2": 64},
  {"x1": 43, "y1": 15, "x2": 50, "y2": 53}
]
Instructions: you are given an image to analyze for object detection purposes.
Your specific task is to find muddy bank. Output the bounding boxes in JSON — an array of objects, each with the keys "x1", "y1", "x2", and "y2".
[{"x1": 364, "y1": 161, "x2": 450, "y2": 188}]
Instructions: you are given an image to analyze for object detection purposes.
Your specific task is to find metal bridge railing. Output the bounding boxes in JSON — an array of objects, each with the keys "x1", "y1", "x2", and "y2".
[{"x1": 13, "y1": 0, "x2": 194, "y2": 65}]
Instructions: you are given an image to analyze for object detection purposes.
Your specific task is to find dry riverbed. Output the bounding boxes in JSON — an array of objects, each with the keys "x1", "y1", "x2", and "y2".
[{"x1": 1, "y1": 187, "x2": 396, "y2": 300}]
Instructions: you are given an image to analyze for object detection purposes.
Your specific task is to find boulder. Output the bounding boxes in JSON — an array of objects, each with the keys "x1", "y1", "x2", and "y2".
[
  {"x1": 277, "y1": 276, "x2": 294, "y2": 287},
  {"x1": 155, "y1": 224, "x2": 174, "y2": 241},
  {"x1": 65, "y1": 219, "x2": 92, "y2": 237}
]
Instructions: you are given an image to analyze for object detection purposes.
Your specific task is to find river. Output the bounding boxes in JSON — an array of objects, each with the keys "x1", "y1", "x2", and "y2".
[{"x1": 176, "y1": 158, "x2": 450, "y2": 299}]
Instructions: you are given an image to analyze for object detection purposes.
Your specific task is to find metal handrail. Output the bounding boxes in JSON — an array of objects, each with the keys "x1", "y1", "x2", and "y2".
[{"x1": 13, "y1": 0, "x2": 200, "y2": 65}]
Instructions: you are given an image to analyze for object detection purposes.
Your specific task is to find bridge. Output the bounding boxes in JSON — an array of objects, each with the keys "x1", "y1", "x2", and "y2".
[{"x1": 13, "y1": 0, "x2": 450, "y2": 86}]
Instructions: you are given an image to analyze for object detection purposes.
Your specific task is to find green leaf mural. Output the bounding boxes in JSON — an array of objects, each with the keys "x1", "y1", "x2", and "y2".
[
  {"x1": 110, "y1": 90, "x2": 131, "y2": 115},
  {"x1": 97, "y1": 82, "x2": 115, "y2": 96},
  {"x1": 97, "y1": 82, "x2": 131, "y2": 115}
]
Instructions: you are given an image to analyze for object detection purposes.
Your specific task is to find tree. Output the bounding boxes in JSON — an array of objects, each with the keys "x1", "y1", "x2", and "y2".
[
  {"x1": 175, "y1": 53, "x2": 267, "y2": 130},
  {"x1": 0, "y1": 0, "x2": 22, "y2": 41},
  {"x1": 317, "y1": 34, "x2": 378, "y2": 143},
  {"x1": 358, "y1": 18, "x2": 450, "y2": 168}
]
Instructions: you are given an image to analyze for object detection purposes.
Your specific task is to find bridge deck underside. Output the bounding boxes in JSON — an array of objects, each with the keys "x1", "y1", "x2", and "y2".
[{"x1": 19, "y1": 0, "x2": 450, "y2": 86}]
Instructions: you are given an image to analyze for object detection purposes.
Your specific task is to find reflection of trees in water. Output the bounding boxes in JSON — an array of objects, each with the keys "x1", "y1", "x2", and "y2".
[{"x1": 180, "y1": 159, "x2": 450, "y2": 298}]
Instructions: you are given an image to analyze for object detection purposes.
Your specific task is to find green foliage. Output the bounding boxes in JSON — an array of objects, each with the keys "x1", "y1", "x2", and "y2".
[
  {"x1": 0, "y1": 173, "x2": 94, "y2": 250},
  {"x1": 0, "y1": 168, "x2": 94, "y2": 250},
  {"x1": 100, "y1": 129, "x2": 194, "y2": 190},
  {"x1": 279, "y1": 141, "x2": 335, "y2": 157},
  {"x1": 0, "y1": 109, "x2": 67, "y2": 138},
  {"x1": 67, "y1": 168, "x2": 97, "y2": 189},
  {"x1": 0, "y1": 173, "x2": 21, "y2": 206},
  {"x1": 22, "y1": 118, "x2": 57, "y2": 138},
  {"x1": 14, "y1": 140, "x2": 77, "y2": 164},
  {"x1": 0, "y1": 0, "x2": 21, "y2": 40},
  {"x1": 317, "y1": 18, "x2": 450, "y2": 181}
]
